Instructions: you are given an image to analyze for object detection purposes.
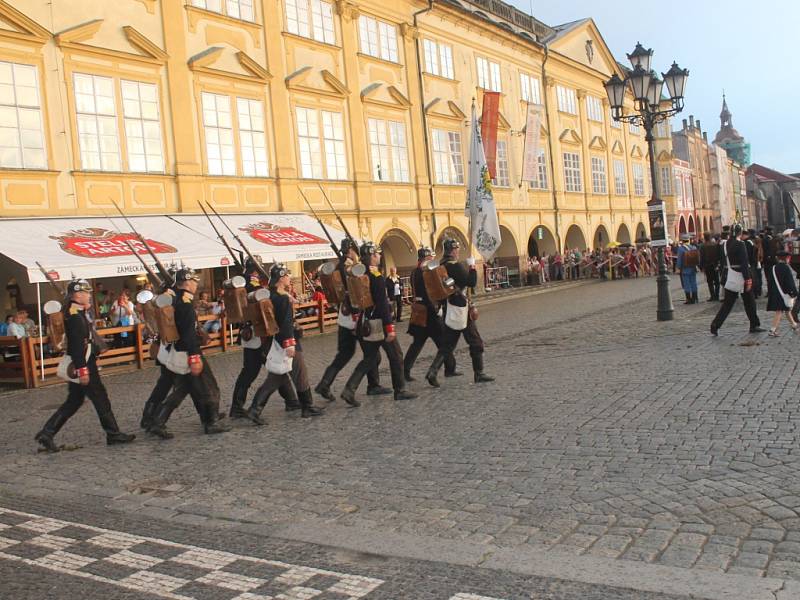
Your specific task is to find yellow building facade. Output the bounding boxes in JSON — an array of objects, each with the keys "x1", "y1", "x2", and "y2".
[{"x1": 0, "y1": 0, "x2": 652, "y2": 277}]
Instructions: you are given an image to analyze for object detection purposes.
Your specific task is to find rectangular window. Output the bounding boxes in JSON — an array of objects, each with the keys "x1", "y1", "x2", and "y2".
[
  {"x1": 193, "y1": 0, "x2": 254, "y2": 21},
  {"x1": 74, "y1": 73, "x2": 120, "y2": 172},
  {"x1": 492, "y1": 139, "x2": 510, "y2": 187},
  {"x1": 629, "y1": 123, "x2": 640, "y2": 135},
  {"x1": 656, "y1": 120, "x2": 669, "y2": 138},
  {"x1": 633, "y1": 163, "x2": 645, "y2": 196},
  {"x1": 431, "y1": 128, "x2": 463, "y2": 185},
  {"x1": 591, "y1": 156, "x2": 607, "y2": 194},
  {"x1": 367, "y1": 118, "x2": 409, "y2": 183},
  {"x1": 586, "y1": 96, "x2": 604, "y2": 122},
  {"x1": 201, "y1": 92, "x2": 235, "y2": 176},
  {"x1": 285, "y1": 0, "x2": 335, "y2": 44},
  {"x1": 556, "y1": 86, "x2": 577, "y2": 114},
  {"x1": 121, "y1": 80, "x2": 164, "y2": 173},
  {"x1": 236, "y1": 98, "x2": 268, "y2": 177},
  {"x1": 358, "y1": 15, "x2": 398, "y2": 62},
  {"x1": 519, "y1": 73, "x2": 541, "y2": 104},
  {"x1": 423, "y1": 39, "x2": 454, "y2": 79},
  {"x1": 476, "y1": 56, "x2": 501, "y2": 92},
  {"x1": 296, "y1": 107, "x2": 347, "y2": 180},
  {"x1": 529, "y1": 149, "x2": 548, "y2": 190},
  {"x1": 0, "y1": 61, "x2": 46, "y2": 169},
  {"x1": 613, "y1": 159, "x2": 627, "y2": 195},
  {"x1": 660, "y1": 166, "x2": 672, "y2": 196},
  {"x1": 562, "y1": 152, "x2": 582, "y2": 192}
]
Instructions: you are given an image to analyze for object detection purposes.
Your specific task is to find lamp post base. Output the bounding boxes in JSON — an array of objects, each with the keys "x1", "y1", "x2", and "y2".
[{"x1": 656, "y1": 246, "x2": 674, "y2": 321}]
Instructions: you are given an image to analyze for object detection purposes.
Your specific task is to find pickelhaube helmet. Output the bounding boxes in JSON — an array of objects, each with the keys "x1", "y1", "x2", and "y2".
[
  {"x1": 66, "y1": 278, "x2": 92, "y2": 295},
  {"x1": 175, "y1": 267, "x2": 200, "y2": 283},
  {"x1": 269, "y1": 262, "x2": 290, "y2": 286},
  {"x1": 731, "y1": 224, "x2": 743, "y2": 237},
  {"x1": 359, "y1": 240, "x2": 381, "y2": 262},
  {"x1": 244, "y1": 256, "x2": 259, "y2": 272},
  {"x1": 340, "y1": 237, "x2": 358, "y2": 255},
  {"x1": 417, "y1": 246, "x2": 433, "y2": 261},
  {"x1": 443, "y1": 238, "x2": 460, "y2": 255}
]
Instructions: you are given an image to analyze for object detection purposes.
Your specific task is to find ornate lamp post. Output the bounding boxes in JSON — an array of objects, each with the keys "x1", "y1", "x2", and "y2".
[{"x1": 605, "y1": 43, "x2": 689, "y2": 322}]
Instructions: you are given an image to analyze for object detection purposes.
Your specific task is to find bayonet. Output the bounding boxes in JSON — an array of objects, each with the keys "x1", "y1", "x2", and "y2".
[
  {"x1": 316, "y1": 182, "x2": 357, "y2": 249},
  {"x1": 198, "y1": 203, "x2": 245, "y2": 271},
  {"x1": 110, "y1": 199, "x2": 175, "y2": 288},
  {"x1": 204, "y1": 202, "x2": 270, "y2": 280},
  {"x1": 298, "y1": 186, "x2": 342, "y2": 260}
]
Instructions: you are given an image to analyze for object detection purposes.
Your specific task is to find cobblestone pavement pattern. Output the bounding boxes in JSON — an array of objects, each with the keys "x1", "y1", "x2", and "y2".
[{"x1": 2, "y1": 278, "x2": 800, "y2": 598}]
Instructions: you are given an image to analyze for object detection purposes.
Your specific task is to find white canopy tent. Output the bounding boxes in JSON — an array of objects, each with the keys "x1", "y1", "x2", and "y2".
[{"x1": 0, "y1": 212, "x2": 345, "y2": 283}]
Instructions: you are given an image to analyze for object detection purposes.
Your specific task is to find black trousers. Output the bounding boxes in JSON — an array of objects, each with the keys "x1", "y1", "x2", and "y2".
[
  {"x1": 39, "y1": 358, "x2": 121, "y2": 437},
  {"x1": 395, "y1": 297, "x2": 403, "y2": 321},
  {"x1": 231, "y1": 347, "x2": 265, "y2": 413},
  {"x1": 704, "y1": 268, "x2": 720, "y2": 300},
  {"x1": 292, "y1": 347, "x2": 310, "y2": 393},
  {"x1": 404, "y1": 324, "x2": 456, "y2": 375},
  {"x1": 141, "y1": 364, "x2": 175, "y2": 426},
  {"x1": 319, "y1": 326, "x2": 380, "y2": 389},
  {"x1": 344, "y1": 336, "x2": 405, "y2": 394},
  {"x1": 151, "y1": 358, "x2": 220, "y2": 428},
  {"x1": 711, "y1": 288, "x2": 761, "y2": 330},
  {"x1": 430, "y1": 318, "x2": 485, "y2": 376},
  {"x1": 250, "y1": 371, "x2": 296, "y2": 415}
]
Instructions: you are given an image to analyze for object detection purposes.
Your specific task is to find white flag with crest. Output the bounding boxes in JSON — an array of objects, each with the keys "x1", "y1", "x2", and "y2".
[{"x1": 465, "y1": 104, "x2": 502, "y2": 261}]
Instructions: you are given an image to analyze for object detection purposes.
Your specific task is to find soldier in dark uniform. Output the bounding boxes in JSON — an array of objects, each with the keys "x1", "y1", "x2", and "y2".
[
  {"x1": 762, "y1": 226, "x2": 777, "y2": 297},
  {"x1": 743, "y1": 229, "x2": 762, "y2": 299},
  {"x1": 340, "y1": 242, "x2": 417, "y2": 405},
  {"x1": 315, "y1": 238, "x2": 389, "y2": 402},
  {"x1": 425, "y1": 239, "x2": 494, "y2": 387},
  {"x1": 147, "y1": 268, "x2": 229, "y2": 439},
  {"x1": 35, "y1": 279, "x2": 135, "y2": 452},
  {"x1": 699, "y1": 232, "x2": 720, "y2": 302},
  {"x1": 711, "y1": 224, "x2": 765, "y2": 335},
  {"x1": 246, "y1": 263, "x2": 314, "y2": 424},
  {"x1": 402, "y1": 246, "x2": 459, "y2": 381}
]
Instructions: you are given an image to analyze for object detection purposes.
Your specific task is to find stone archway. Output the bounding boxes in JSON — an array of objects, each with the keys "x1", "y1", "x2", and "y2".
[
  {"x1": 617, "y1": 223, "x2": 631, "y2": 244},
  {"x1": 593, "y1": 225, "x2": 610, "y2": 250},
  {"x1": 435, "y1": 226, "x2": 469, "y2": 257},
  {"x1": 380, "y1": 228, "x2": 418, "y2": 276},
  {"x1": 636, "y1": 222, "x2": 648, "y2": 241},
  {"x1": 527, "y1": 225, "x2": 557, "y2": 258},
  {"x1": 679, "y1": 216, "x2": 687, "y2": 235},
  {"x1": 688, "y1": 215, "x2": 695, "y2": 235},
  {"x1": 564, "y1": 224, "x2": 587, "y2": 252},
  {"x1": 494, "y1": 225, "x2": 519, "y2": 266}
]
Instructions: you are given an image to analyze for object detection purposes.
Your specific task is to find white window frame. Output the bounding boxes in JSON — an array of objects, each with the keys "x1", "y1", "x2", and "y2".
[
  {"x1": 201, "y1": 92, "x2": 236, "y2": 176},
  {"x1": 121, "y1": 80, "x2": 164, "y2": 173},
  {"x1": 358, "y1": 15, "x2": 398, "y2": 62},
  {"x1": 431, "y1": 128, "x2": 464, "y2": 185},
  {"x1": 586, "y1": 96, "x2": 604, "y2": 122},
  {"x1": 367, "y1": 117, "x2": 409, "y2": 183},
  {"x1": 423, "y1": 39, "x2": 454, "y2": 79},
  {"x1": 192, "y1": 0, "x2": 255, "y2": 22},
  {"x1": 629, "y1": 123, "x2": 641, "y2": 135},
  {"x1": 610, "y1": 109, "x2": 621, "y2": 128},
  {"x1": 613, "y1": 159, "x2": 627, "y2": 195},
  {"x1": 519, "y1": 72, "x2": 541, "y2": 104},
  {"x1": 556, "y1": 85, "x2": 577, "y2": 115},
  {"x1": 591, "y1": 156, "x2": 607, "y2": 194},
  {"x1": 236, "y1": 97, "x2": 268, "y2": 177},
  {"x1": 296, "y1": 106, "x2": 347, "y2": 180},
  {"x1": 528, "y1": 149, "x2": 548, "y2": 190},
  {"x1": 633, "y1": 163, "x2": 645, "y2": 196},
  {"x1": 562, "y1": 152, "x2": 582, "y2": 192},
  {"x1": 74, "y1": 73, "x2": 121, "y2": 172},
  {"x1": 0, "y1": 60, "x2": 46, "y2": 170},
  {"x1": 476, "y1": 56, "x2": 501, "y2": 92},
  {"x1": 660, "y1": 165, "x2": 672, "y2": 196},
  {"x1": 285, "y1": 0, "x2": 335, "y2": 44},
  {"x1": 656, "y1": 120, "x2": 669, "y2": 138},
  {"x1": 492, "y1": 139, "x2": 510, "y2": 187}
]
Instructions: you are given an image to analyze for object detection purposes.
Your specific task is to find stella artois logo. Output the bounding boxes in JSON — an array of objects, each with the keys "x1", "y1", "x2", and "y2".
[
  {"x1": 49, "y1": 228, "x2": 177, "y2": 258},
  {"x1": 240, "y1": 222, "x2": 327, "y2": 246}
]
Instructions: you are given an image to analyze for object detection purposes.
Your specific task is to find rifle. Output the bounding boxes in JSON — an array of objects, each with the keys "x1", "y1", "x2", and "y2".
[
  {"x1": 110, "y1": 199, "x2": 176, "y2": 289},
  {"x1": 203, "y1": 202, "x2": 270, "y2": 280},
  {"x1": 105, "y1": 213, "x2": 164, "y2": 290},
  {"x1": 316, "y1": 182, "x2": 358, "y2": 249},
  {"x1": 298, "y1": 186, "x2": 342, "y2": 261},
  {"x1": 35, "y1": 261, "x2": 65, "y2": 298},
  {"x1": 198, "y1": 203, "x2": 245, "y2": 272}
]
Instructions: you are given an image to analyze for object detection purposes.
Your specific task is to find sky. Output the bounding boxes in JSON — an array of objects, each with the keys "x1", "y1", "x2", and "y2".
[{"x1": 507, "y1": 0, "x2": 799, "y2": 174}]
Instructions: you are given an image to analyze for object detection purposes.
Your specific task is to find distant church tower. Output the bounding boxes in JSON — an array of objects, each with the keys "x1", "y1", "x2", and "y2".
[{"x1": 713, "y1": 94, "x2": 751, "y2": 166}]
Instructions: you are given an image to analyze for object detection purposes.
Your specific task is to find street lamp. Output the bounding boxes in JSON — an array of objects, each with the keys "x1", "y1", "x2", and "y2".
[{"x1": 605, "y1": 44, "x2": 689, "y2": 322}]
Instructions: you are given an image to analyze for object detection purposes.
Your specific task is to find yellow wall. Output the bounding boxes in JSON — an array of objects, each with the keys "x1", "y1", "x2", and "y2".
[{"x1": 0, "y1": 0, "x2": 653, "y2": 271}]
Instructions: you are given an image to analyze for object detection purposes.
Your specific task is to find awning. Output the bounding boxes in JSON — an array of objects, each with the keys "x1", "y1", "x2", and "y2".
[{"x1": 0, "y1": 213, "x2": 345, "y2": 283}]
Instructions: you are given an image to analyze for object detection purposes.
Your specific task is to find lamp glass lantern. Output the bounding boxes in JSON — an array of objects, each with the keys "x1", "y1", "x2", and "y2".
[
  {"x1": 628, "y1": 64, "x2": 652, "y2": 103},
  {"x1": 647, "y1": 73, "x2": 664, "y2": 108},
  {"x1": 662, "y1": 62, "x2": 689, "y2": 102},
  {"x1": 627, "y1": 42, "x2": 653, "y2": 72},
  {"x1": 604, "y1": 73, "x2": 626, "y2": 115}
]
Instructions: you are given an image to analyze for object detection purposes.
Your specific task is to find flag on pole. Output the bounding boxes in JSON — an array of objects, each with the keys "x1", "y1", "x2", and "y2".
[
  {"x1": 521, "y1": 103, "x2": 543, "y2": 183},
  {"x1": 480, "y1": 92, "x2": 501, "y2": 179},
  {"x1": 466, "y1": 103, "x2": 502, "y2": 262}
]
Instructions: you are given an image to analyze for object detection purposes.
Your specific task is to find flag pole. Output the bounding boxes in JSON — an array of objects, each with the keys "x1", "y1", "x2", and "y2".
[{"x1": 468, "y1": 98, "x2": 476, "y2": 300}]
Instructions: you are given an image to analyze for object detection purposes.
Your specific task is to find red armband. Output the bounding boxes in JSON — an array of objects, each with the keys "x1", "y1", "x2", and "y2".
[
  {"x1": 384, "y1": 323, "x2": 395, "y2": 335},
  {"x1": 76, "y1": 367, "x2": 89, "y2": 378},
  {"x1": 281, "y1": 338, "x2": 296, "y2": 349},
  {"x1": 187, "y1": 354, "x2": 202, "y2": 365}
]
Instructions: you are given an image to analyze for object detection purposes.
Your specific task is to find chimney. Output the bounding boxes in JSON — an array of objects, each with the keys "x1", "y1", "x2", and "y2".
[
  {"x1": 682, "y1": 118, "x2": 688, "y2": 131},
  {"x1": 696, "y1": 119, "x2": 701, "y2": 131},
  {"x1": 703, "y1": 131, "x2": 708, "y2": 142},
  {"x1": 689, "y1": 115, "x2": 695, "y2": 128}
]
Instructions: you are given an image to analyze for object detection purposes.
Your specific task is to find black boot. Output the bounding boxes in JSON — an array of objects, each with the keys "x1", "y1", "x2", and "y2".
[
  {"x1": 472, "y1": 354, "x2": 494, "y2": 383},
  {"x1": 366, "y1": 385, "x2": 392, "y2": 396},
  {"x1": 426, "y1": 353, "x2": 446, "y2": 388},
  {"x1": 140, "y1": 399, "x2": 157, "y2": 430},
  {"x1": 34, "y1": 431, "x2": 60, "y2": 453},
  {"x1": 298, "y1": 389, "x2": 324, "y2": 418},
  {"x1": 394, "y1": 389, "x2": 417, "y2": 401},
  {"x1": 404, "y1": 371, "x2": 416, "y2": 382},
  {"x1": 35, "y1": 408, "x2": 71, "y2": 452},
  {"x1": 339, "y1": 374, "x2": 361, "y2": 407},
  {"x1": 445, "y1": 370, "x2": 463, "y2": 378},
  {"x1": 107, "y1": 431, "x2": 136, "y2": 445},
  {"x1": 204, "y1": 420, "x2": 230, "y2": 434},
  {"x1": 229, "y1": 385, "x2": 249, "y2": 418},
  {"x1": 97, "y1": 411, "x2": 136, "y2": 446},
  {"x1": 246, "y1": 391, "x2": 269, "y2": 426},
  {"x1": 314, "y1": 367, "x2": 337, "y2": 402}
]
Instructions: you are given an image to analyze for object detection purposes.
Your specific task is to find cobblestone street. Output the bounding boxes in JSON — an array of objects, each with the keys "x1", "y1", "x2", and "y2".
[{"x1": 3, "y1": 277, "x2": 800, "y2": 599}]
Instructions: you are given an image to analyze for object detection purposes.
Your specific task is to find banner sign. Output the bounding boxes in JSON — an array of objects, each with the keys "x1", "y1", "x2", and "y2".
[
  {"x1": 648, "y1": 200, "x2": 668, "y2": 247},
  {"x1": 480, "y1": 92, "x2": 501, "y2": 180},
  {"x1": 521, "y1": 103, "x2": 543, "y2": 183}
]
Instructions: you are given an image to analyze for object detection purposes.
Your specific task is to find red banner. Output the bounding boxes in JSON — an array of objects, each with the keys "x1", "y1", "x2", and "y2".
[
  {"x1": 240, "y1": 222, "x2": 328, "y2": 247},
  {"x1": 480, "y1": 92, "x2": 501, "y2": 179},
  {"x1": 49, "y1": 228, "x2": 177, "y2": 258}
]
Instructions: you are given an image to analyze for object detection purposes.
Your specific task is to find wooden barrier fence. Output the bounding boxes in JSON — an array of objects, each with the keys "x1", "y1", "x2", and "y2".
[{"x1": 0, "y1": 300, "x2": 336, "y2": 389}]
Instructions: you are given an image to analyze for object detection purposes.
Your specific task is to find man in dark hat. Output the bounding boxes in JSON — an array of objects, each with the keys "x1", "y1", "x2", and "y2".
[
  {"x1": 699, "y1": 232, "x2": 720, "y2": 301},
  {"x1": 315, "y1": 238, "x2": 389, "y2": 402},
  {"x1": 677, "y1": 234, "x2": 699, "y2": 304},
  {"x1": 710, "y1": 224, "x2": 765, "y2": 335},
  {"x1": 35, "y1": 279, "x2": 136, "y2": 452},
  {"x1": 743, "y1": 229, "x2": 763, "y2": 298},
  {"x1": 147, "y1": 267, "x2": 229, "y2": 439},
  {"x1": 426, "y1": 239, "x2": 494, "y2": 386}
]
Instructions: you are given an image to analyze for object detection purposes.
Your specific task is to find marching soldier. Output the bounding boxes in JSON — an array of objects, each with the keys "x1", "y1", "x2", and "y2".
[
  {"x1": 340, "y1": 242, "x2": 417, "y2": 405},
  {"x1": 403, "y1": 246, "x2": 460, "y2": 382},
  {"x1": 315, "y1": 238, "x2": 390, "y2": 403},
  {"x1": 425, "y1": 239, "x2": 494, "y2": 387},
  {"x1": 699, "y1": 233, "x2": 720, "y2": 302},
  {"x1": 288, "y1": 299, "x2": 325, "y2": 418},
  {"x1": 35, "y1": 279, "x2": 135, "y2": 452},
  {"x1": 147, "y1": 267, "x2": 229, "y2": 439}
]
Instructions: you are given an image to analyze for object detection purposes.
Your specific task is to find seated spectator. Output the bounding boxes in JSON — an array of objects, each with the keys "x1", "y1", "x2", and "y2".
[{"x1": 0, "y1": 314, "x2": 11, "y2": 336}]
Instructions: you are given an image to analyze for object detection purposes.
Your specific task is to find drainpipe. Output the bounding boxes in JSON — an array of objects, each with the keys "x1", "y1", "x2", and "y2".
[
  {"x1": 542, "y1": 43, "x2": 562, "y2": 250},
  {"x1": 413, "y1": 1, "x2": 437, "y2": 247}
]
